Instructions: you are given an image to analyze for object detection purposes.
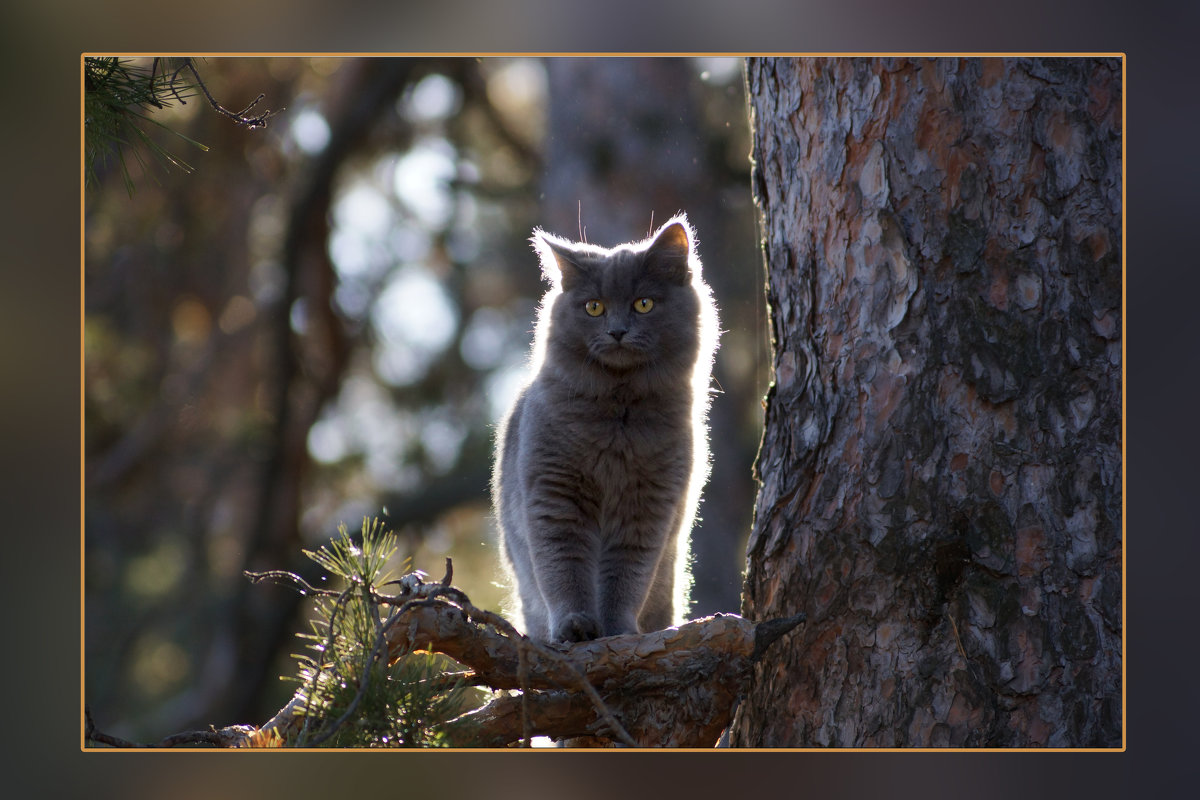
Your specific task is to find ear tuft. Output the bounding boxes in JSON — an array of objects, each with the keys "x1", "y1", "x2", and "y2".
[
  {"x1": 651, "y1": 221, "x2": 690, "y2": 258},
  {"x1": 531, "y1": 229, "x2": 586, "y2": 289},
  {"x1": 644, "y1": 216, "x2": 694, "y2": 284}
]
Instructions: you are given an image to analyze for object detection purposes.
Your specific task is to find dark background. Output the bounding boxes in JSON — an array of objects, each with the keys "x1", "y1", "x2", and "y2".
[{"x1": 4, "y1": 0, "x2": 1188, "y2": 797}]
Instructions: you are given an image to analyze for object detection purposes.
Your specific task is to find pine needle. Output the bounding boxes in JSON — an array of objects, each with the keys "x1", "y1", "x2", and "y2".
[
  {"x1": 85, "y1": 57, "x2": 207, "y2": 194},
  {"x1": 281, "y1": 517, "x2": 485, "y2": 747}
]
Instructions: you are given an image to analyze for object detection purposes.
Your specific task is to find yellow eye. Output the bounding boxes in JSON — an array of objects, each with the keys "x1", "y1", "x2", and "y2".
[
  {"x1": 633, "y1": 297, "x2": 654, "y2": 313},
  {"x1": 585, "y1": 300, "x2": 605, "y2": 316}
]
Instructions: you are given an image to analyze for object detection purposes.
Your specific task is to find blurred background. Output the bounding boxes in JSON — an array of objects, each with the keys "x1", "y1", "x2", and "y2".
[{"x1": 84, "y1": 56, "x2": 766, "y2": 742}]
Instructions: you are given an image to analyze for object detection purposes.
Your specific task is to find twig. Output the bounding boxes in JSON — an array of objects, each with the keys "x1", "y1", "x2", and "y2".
[
  {"x1": 85, "y1": 705, "x2": 254, "y2": 748},
  {"x1": 244, "y1": 568, "x2": 340, "y2": 597},
  {"x1": 85, "y1": 705, "x2": 140, "y2": 748},
  {"x1": 174, "y1": 57, "x2": 282, "y2": 129},
  {"x1": 145, "y1": 57, "x2": 165, "y2": 108},
  {"x1": 300, "y1": 601, "x2": 406, "y2": 748},
  {"x1": 296, "y1": 584, "x2": 357, "y2": 744},
  {"x1": 487, "y1": 624, "x2": 638, "y2": 745}
]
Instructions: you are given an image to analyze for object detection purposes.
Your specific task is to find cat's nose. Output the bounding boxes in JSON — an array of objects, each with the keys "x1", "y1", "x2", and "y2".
[{"x1": 607, "y1": 326, "x2": 627, "y2": 341}]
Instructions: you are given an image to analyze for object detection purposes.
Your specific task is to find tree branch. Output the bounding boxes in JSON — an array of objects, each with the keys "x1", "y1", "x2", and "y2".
[
  {"x1": 88, "y1": 563, "x2": 804, "y2": 749},
  {"x1": 254, "y1": 569, "x2": 803, "y2": 748},
  {"x1": 173, "y1": 58, "x2": 282, "y2": 129},
  {"x1": 85, "y1": 705, "x2": 256, "y2": 749}
]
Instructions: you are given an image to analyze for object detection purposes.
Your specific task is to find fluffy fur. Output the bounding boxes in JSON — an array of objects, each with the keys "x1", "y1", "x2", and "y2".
[{"x1": 492, "y1": 213, "x2": 719, "y2": 643}]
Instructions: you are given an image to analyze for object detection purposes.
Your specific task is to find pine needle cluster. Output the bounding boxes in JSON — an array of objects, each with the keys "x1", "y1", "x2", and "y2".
[
  {"x1": 286, "y1": 518, "x2": 487, "y2": 747},
  {"x1": 84, "y1": 57, "x2": 209, "y2": 194}
]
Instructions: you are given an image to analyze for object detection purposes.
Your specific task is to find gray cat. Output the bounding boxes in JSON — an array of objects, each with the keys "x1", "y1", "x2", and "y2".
[{"x1": 492, "y1": 214, "x2": 719, "y2": 643}]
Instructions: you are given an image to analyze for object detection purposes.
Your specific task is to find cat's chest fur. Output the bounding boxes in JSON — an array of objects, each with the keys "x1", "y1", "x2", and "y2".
[
  {"x1": 537, "y1": 384, "x2": 690, "y2": 540},
  {"x1": 573, "y1": 392, "x2": 684, "y2": 467}
]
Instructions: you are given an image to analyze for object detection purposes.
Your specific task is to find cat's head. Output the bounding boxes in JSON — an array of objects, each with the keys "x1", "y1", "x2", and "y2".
[{"x1": 531, "y1": 214, "x2": 708, "y2": 379}]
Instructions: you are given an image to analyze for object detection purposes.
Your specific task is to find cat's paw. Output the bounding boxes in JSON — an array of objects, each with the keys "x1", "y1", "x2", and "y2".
[{"x1": 554, "y1": 612, "x2": 602, "y2": 643}]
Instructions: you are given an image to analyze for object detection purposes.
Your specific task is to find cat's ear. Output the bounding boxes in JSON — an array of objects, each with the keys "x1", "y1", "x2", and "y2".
[
  {"x1": 644, "y1": 218, "x2": 694, "y2": 285},
  {"x1": 532, "y1": 231, "x2": 588, "y2": 290}
]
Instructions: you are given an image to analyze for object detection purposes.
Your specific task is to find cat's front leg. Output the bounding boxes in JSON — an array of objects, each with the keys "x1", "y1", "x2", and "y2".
[
  {"x1": 539, "y1": 546, "x2": 602, "y2": 641},
  {"x1": 526, "y1": 509, "x2": 603, "y2": 642},
  {"x1": 598, "y1": 532, "x2": 668, "y2": 637}
]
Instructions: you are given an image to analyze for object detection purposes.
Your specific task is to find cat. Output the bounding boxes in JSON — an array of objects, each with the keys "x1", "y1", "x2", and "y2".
[{"x1": 492, "y1": 213, "x2": 719, "y2": 643}]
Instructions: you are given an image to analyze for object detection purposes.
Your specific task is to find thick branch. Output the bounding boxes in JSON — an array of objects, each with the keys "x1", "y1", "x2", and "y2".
[
  {"x1": 439, "y1": 612, "x2": 789, "y2": 747},
  {"x1": 90, "y1": 561, "x2": 803, "y2": 749},
  {"x1": 442, "y1": 690, "x2": 594, "y2": 748},
  {"x1": 256, "y1": 580, "x2": 802, "y2": 748}
]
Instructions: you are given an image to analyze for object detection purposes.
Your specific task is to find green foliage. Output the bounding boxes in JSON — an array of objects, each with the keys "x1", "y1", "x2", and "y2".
[
  {"x1": 287, "y1": 518, "x2": 486, "y2": 747},
  {"x1": 84, "y1": 57, "x2": 209, "y2": 194}
]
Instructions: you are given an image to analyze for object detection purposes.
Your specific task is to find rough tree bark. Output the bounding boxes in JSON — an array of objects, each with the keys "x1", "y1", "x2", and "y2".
[{"x1": 730, "y1": 57, "x2": 1121, "y2": 747}]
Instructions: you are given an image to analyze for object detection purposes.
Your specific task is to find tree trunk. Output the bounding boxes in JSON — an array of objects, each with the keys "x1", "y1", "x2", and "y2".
[{"x1": 731, "y1": 57, "x2": 1122, "y2": 747}]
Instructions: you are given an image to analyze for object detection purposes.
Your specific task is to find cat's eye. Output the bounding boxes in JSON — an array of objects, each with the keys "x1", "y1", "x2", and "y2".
[
  {"x1": 633, "y1": 297, "x2": 654, "y2": 313},
  {"x1": 585, "y1": 300, "x2": 605, "y2": 317}
]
